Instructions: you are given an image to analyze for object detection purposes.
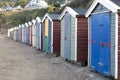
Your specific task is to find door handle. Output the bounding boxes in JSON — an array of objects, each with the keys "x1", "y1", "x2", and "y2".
[
  {"x1": 99, "y1": 42, "x2": 105, "y2": 47},
  {"x1": 99, "y1": 24, "x2": 103, "y2": 27},
  {"x1": 65, "y1": 37, "x2": 67, "y2": 40}
]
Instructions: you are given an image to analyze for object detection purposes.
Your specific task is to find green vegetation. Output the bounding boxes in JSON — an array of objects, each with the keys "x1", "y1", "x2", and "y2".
[
  {"x1": 0, "y1": 0, "x2": 93, "y2": 33},
  {"x1": 45, "y1": 0, "x2": 63, "y2": 5},
  {"x1": 0, "y1": 0, "x2": 29, "y2": 8},
  {"x1": 67, "y1": 0, "x2": 90, "y2": 8},
  {"x1": 48, "y1": 1, "x2": 61, "y2": 13},
  {"x1": 0, "y1": 8, "x2": 47, "y2": 29},
  {"x1": 15, "y1": 0, "x2": 28, "y2": 7},
  {"x1": 0, "y1": 0, "x2": 62, "y2": 8}
]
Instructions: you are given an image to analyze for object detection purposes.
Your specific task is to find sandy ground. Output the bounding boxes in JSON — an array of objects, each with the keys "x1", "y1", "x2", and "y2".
[{"x1": 0, "y1": 34, "x2": 111, "y2": 80}]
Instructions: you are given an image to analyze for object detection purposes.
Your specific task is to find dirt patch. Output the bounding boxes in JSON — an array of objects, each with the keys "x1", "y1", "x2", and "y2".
[{"x1": 0, "y1": 34, "x2": 110, "y2": 80}]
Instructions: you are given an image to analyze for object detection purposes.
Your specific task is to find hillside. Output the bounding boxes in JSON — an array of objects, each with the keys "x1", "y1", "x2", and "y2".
[
  {"x1": 0, "y1": 0, "x2": 93, "y2": 33},
  {"x1": 0, "y1": 0, "x2": 65, "y2": 7}
]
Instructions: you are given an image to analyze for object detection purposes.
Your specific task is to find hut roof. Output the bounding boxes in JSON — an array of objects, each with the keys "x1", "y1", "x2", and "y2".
[
  {"x1": 42, "y1": 13, "x2": 60, "y2": 22},
  {"x1": 73, "y1": 8, "x2": 87, "y2": 16},
  {"x1": 111, "y1": 0, "x2": 120, "y2": 7},
  {"x1": 47, "y1": 14, "x2": 60, "y2": 20},
  {"x1": 85, "y1": 0, "x2": 120, "y2": 17},
  {"x1": 59, "y1": 7, "x2": 87, "y2": 20}
]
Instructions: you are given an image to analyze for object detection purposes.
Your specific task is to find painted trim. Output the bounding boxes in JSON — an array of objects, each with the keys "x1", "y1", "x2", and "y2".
[
  {"x1": 75, "y1": 17, "x2": 77, "y2": 61},
  {"x1": 25, "y1": 23, "x2": 28, "y2": 27},
  {"x1": 115, "y1": 13, "x2": 118, "y2": 79},
  {"x1": 28, "y1": 21, "x2": 32, "y2": 26},
  {"x1": 40, "y1": 23, "x2": 41, "y2": 49},
  {"x1": 42, "y1": 13, "x2": 53, "y2": 23},
  {"x1": 59, "y1": 7, "x2": 79, "y2": 20},
  {"x1": 19, "y1": 24, "x2": 21, "y2": 28},
  {"x1": 85, "y1": 0, "x2": 120, "y2": 17},
  {"x1": 91, "y1": 11, "x2": 110, "y2": 15},
  {"x1": 36, "y1": 17, "x2": 41, "y2": 23},
  {"x1": 8, "y1": 28, "x2": 14, "y2": 37},
  {"x1": 21, "y1": 24, "x2": 24, "y2": 28},
  {"x1": 88, "y1": 17, "x2": 90, "y2": 67},
  {"x1": 8, "y1": 29, "x2": 10, "y2": 37},
  {"x1": 51, "y1": 21, "x2": 53, "y2": 53},
  {"x1": 32, "y1": 19, "x2": 36, "y2": 26}
]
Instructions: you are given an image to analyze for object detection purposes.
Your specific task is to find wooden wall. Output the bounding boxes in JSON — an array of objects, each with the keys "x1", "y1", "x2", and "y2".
[
  {"x1": 76, "y1": 15, "x2": 88, "y2": 62},
  {"x1": 53, "y1": 20, "x2": 61, "y2": 55}
]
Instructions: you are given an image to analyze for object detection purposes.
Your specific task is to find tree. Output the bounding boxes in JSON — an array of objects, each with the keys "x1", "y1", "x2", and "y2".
[
  {"x1": 0, "y1": 3, "x2": 3, "y2": 8},
  {"x1": 54, "y1": 1, "x2": 60, "y2": 7},
  {"x1": 3, "y1": 1, "x2": 9, "y2": 7},
  {"x1": 45, "y1": 0, "x2": 62, "y2": 5},
  {"x1": 86, "y1": 0, "x2": 93, "y2": 8},
  {"x1": 15, "y1": 0, "x2": 28, "y2": 7},
  {"x1": 9, "y1": 1, "x2": 15, "y2": 7},
  {"x1": 48, "y1": 5, "x2": 55, "y2": 13}
]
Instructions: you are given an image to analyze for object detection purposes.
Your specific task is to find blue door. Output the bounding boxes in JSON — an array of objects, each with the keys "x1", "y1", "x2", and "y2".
[
  {"x1": 36, "y1": 23, "x2": 40, "y2": 49},
  {"x1": 64, "y1": 13, "x2": 71, "y2": 59},
  {"x1": 91, "y1": 13, "x2": 110, "y2": 76},
  {"x1": 24, "y1": 26, "x2": 27, "y2": 44}
]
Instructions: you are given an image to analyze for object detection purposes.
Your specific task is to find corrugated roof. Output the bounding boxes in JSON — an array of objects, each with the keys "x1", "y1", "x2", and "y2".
[
  {"x1": 73, "y1": 8, "x2": 88, "y2": 15},
  {"x1": 47, "y1": 13, "x2": 60, "y2": 20},
  {"x1": 111, "y1": 0, "x2": 120, "y2": 7}
]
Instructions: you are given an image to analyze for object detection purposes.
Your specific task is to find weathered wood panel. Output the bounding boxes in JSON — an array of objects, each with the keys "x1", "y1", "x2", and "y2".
[
  {"x1": 53, "y1": 20, "x2": 61, "y2": 55},
  {"x1": 77, "y1": 15, "x2": 88, "y2": 62}
]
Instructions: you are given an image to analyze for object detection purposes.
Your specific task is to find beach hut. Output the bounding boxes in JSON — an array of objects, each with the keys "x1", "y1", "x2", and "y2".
[
  {"x1": 42, "y1": 13, "x2": 61, "y2": 55},
  {"x1": 59, "y1": 7, "x2": 88, "y2": 63},
  {"x1": 18, "y1": 26, "x2": 21, "y2": 42},
  {"x1": 8, "y1": 28, "x2": 11, "y2": 37},
  {"x1": 16, "y1": 27, "x2": 19, "y2": 41},
  {"x1": 13, "y1": 27, "x2": 17, "y2": 41},
  {"x1": 11, "y1": 28, "x2": 14, "y2": 40},
  {"x1": 25, "y1": 23, "x2": 28, "y2": 44},
  {"x1": 85, "y1": 0, "x2": 120, "y2": 79},
  {"x1": 32, "y1": 19, "x2": 36, "y2": 47},
  {"x1": 35, "y1": 17, "x2": 42, "y2": 50},
  {"x1": 28, "y1": 21, "x2": 32, "y2": 45},
  {"x1": 41, "y1": 19, "x2": 44, "y2": 50},
  {"x1": 24, "y1": 23, "x2": 28, "y2": 44},
  {"x1": 10, "y1": 28, "x2": 14, "y2": 39},
  {"x1": 19, "y1": 25, "x2": 22, "y2": 42},
  {"x1": 8, "y1": 28, "x2": 14, "y2": 39},
  {"x1": 21, "y1": 24, "x2": 24, "y2": 43}
]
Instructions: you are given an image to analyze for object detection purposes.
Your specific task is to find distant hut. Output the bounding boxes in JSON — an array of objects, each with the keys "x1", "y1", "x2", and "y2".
[{"x1": 42, "y1": 13, "x2": 61, "y2": 56}]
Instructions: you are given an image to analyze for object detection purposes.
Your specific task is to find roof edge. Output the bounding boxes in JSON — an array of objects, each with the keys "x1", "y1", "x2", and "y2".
[{"x1": 85, "y1": 0, "x2": 120, "y2": 17}]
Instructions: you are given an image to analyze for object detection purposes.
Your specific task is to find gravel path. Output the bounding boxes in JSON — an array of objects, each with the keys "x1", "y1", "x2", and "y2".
[{"x1": 0, "y1": 34, "x2": 110, "y2": 80}]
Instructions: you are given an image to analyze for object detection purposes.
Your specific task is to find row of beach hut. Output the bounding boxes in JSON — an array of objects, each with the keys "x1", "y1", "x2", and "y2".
[{"x1": 8, "y1": 0, "x2": 120, "y2": 79}]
